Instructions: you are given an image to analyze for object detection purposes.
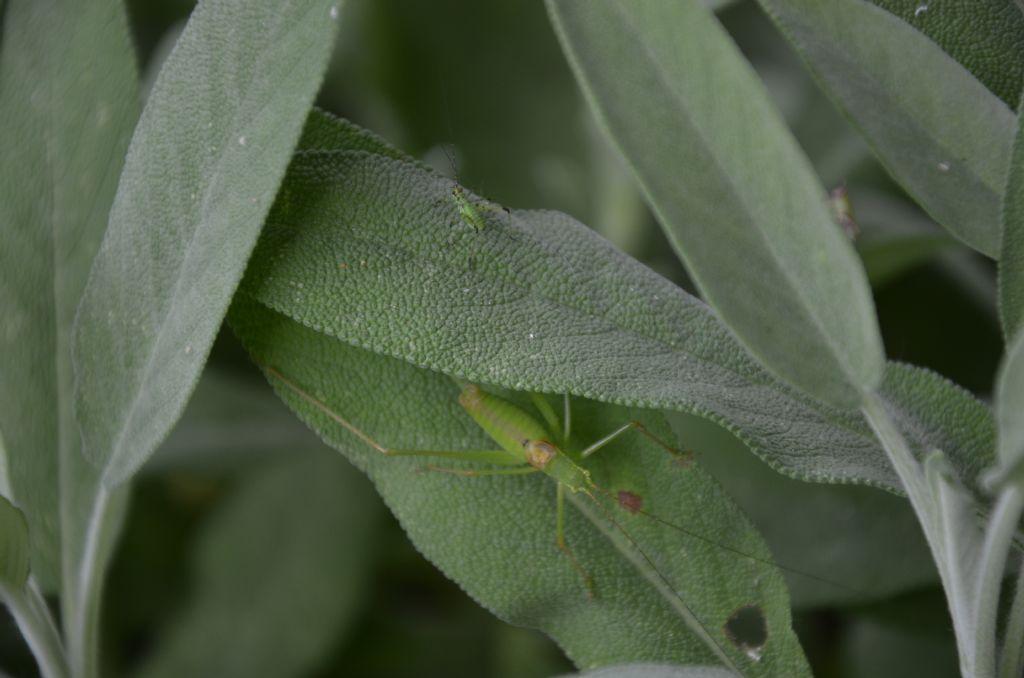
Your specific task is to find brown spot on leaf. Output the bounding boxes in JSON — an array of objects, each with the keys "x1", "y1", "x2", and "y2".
[{"x1": 617, "y1": 490, "x2": 643, "y2": 514}]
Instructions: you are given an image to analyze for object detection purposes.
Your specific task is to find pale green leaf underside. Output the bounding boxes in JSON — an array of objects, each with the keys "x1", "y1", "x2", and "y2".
[
  {"x1": 759, "y1": 0, "x2": 1017, "y2": 259},
  {"x1": 72, "y1": 0, "x2": 342, "y2": 488},
  {"x1": 229, "y1": 298, "x2": 811, "y2": 676},
  {"x1": 923, "y1": 452, "x2": 987, "y2": 677},
  {"x1": 996, "y1": 331, "x2": 1024, "y2": 475},
  {"x1": 239, "y1": 113, "x2": 993, "y2": 495},
  {"x1": 0, "y1": 0, "x2": 139, "y2": 593},
  {"x1": 547, "y1": 0, "x2": 883, "y2": 408},
  {"x1": 136, "y1": 450, "x2": 378, "y2": 678}
]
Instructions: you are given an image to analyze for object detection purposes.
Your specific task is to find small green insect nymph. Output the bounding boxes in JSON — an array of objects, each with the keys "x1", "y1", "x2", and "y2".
[{"x1": 450, "y1": 184, "x2": 511, "y2": 233}]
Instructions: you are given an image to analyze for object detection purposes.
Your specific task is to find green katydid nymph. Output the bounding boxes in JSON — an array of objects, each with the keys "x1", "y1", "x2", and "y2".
[
  {"x1": 260, "y1": 366, "x2": 849, "y2": 602},
  {"x1": 265, "y1": 366, "x2": 675, "y2": 593},
  {"x1": 438, "y1": 142, "x2": 511, "y2": 233},
  {"x1": 259, "y1": 364, "x2": 866, "y2": 671}
]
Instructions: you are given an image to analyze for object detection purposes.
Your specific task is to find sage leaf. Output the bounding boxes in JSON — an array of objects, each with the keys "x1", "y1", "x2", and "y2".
[
  {"x1": 72, "y1": 0, "x2": 342, "y2": 488},
  {"x1": 547, "y1": 0, "x2": 883, "y2": 408},
  {"x1": 758, "y1": 0, "x2": 1017, "y2": 259}
]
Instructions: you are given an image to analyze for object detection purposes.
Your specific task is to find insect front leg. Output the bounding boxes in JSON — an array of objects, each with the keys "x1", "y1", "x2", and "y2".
[
  {"x1": 556, "y1": 482, "x2": 594, "y2": 597},
  {"x1": 579, "y1": 419, "x2": 692, "y2": 463}
]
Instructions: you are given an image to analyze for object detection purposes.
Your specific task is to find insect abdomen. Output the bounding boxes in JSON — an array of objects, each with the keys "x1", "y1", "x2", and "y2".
[{"x1": 458, "y1": 385, "x2": 549, "y2": 460}]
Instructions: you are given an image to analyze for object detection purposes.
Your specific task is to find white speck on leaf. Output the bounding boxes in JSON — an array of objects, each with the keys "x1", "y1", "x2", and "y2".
[
  {"x1": 238, "y1": 135, "x2": 247, "y2": 146},
  {"x1": 329, "y1": 5, "x2": 338, "y2": 19},
  {"x1": 184, "y1": 345, "x2": 192, "y2": 354},
  {"x1": 938, "y1": 161, "x2": 951, "y2": 172},
  {"x1": 914, "y1": 4, "x2": 928, "y2": 16}
]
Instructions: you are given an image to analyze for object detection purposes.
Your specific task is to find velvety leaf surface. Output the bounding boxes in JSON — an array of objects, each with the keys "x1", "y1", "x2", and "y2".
[
  {"x1": 239, "y1": 129, "x2": 993, "y2": 494},
  {"x1": 72, "y1": 0, "x2": 342, "y2": 488},
  {"x1": 995, "y1": 331, "x2": 1024, "y2": 476},
  {"x1": 921, "y1": 453, "x2": 986, "y2": 677},
  {"x1": 869, "y1": 0, "x2": 1024, "y2": 107},
  {"x1": 135, "y1": 449, "x2": 378, "y2": 678},
  {"x1": 229, "y1": 298, "x2": 811, "y2": 676},
  {"x1": 547, "y1": 0, "x2": 883, "y2": 408},
  {"x1": 0, "y1": 0, "x2": 138, "y2": 594},
  {"x1": 759, "y1": 0, "x2": 1017, "y2": 259},
  {"x1": 1000, "y1": 89, "x2": 1024, "y2": 338}
]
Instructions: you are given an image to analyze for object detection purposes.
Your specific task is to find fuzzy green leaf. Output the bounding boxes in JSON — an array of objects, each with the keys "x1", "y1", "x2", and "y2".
[
  {"x1": 869, "y1": 0, "x2": 1024, "y2": 107},
  {"x1": 229, "y1": 298, "x2": 811, "y2": 676},
  {"x1": 547, "y1": 0, "x2": 883, "y2": 408},
  {"x1": 995, "y1": 331, "x2": 1024, "y2": 477},
  {"x1": 1000, "y1": 89, "x2": 1024, "y2": 339},
  {"x1": 71, "y1": 0, "x2": 342, "y2": 488},
  {"x1": 0, "y1": 0, "x2": 139, "y2": 595},
  {"x1": 759, "y1": 0, "x2": 1017, "y2": 259},
  {"x1": 238, "y1": 121, "x2": 992, "y2": 494},
  {"x1": 136, "y1": 449, "x2": 378, "y2": 678}
]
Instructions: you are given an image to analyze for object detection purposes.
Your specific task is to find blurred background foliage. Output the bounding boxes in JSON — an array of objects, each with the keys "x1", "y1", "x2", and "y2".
[{"x1": 1, "y1": 1, "x2": 998, "y2": 676}]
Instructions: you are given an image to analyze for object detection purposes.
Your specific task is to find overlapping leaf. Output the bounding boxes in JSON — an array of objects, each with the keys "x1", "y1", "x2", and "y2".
[
  {"x1": 547, "y1": 0, "x2": 883, "y2": 408},
  {"x1": 0, "y1": 0, "x2": 138, "y2": 597},
  {"x1": 1000, "y1": 90, "x2": 1024, "y2": 338},
  {"x1": 238, "y1": 114, "x2": 993, "y2": 493},
  {"x1": 870, "y1": 0, "x2": 1024, "y2": 106},
  {"x1": 759, "y1": 0, "x2": 1017, "y2": 259},
  {"x1": 72, "y1": 0, "x2": 342, "y2": 488}
]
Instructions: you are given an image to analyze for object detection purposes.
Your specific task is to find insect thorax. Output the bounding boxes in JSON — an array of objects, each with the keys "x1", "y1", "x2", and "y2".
[{"x1": 524, "y1": 440, "x2": 557, "y2": 469}]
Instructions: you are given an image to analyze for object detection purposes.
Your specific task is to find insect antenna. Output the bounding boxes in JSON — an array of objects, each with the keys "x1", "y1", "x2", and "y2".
[{"x1": 587, "y1": 482, "x2": 871, "y2": 602}]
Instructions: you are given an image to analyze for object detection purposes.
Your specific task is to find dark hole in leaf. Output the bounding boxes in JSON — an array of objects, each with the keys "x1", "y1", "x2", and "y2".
[
  {"x1": 616, "y1": 490, "x2": 643, "y2": 513},
  {"x1": 724, "y1": 605, "x2": 767, "y2": 661}
]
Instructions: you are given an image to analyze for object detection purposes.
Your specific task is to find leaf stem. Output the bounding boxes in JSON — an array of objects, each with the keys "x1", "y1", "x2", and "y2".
[
  {"x1": 999, "y1": 558, "x2": 1024, "y2": 678},
  {"x1": 2, "y1": 580, "x2": 69, "y2": 678},
  {"x1": 860, "y1": 393, "x2": 976, "y2": 676},
  {"x1": 977, "y1": 483, "x2": 1024, "y2": 677},
  {"x1": 67, "y1": 485, "x2": 112, "y2": 678}
]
